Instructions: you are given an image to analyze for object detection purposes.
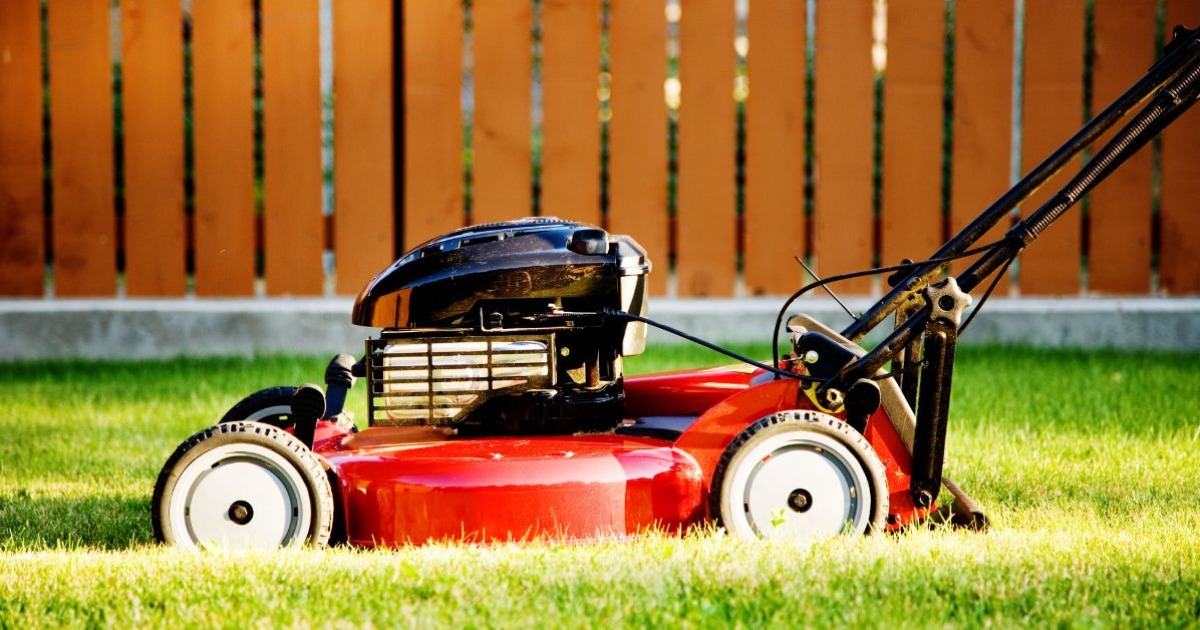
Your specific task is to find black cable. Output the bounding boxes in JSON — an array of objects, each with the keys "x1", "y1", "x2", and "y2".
[
  {"x1": 959, "y1": 255, "x2": 1013, "y2": 335},
  {"x1": 771, "y1": 239, "x2": 1010, "y2": 376},
  {"x1": 607, "y1": 311, "x2": 825, "y2": 383}
]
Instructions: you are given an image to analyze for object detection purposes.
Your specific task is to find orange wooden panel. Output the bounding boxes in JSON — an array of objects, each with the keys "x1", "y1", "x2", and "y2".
[
  {"x1": 744, "y1": 0, "x2": 805, "y2": 296},
  {"x1": 1088, "y1": 0, "x2": 1155, "y2": 295},
  {"x1": 608, "y1": 0, "x2": 668, "y2": 296},
  {"x1": 1159, "y1": 0, "x2": 1200, "y2": 294},
  {"x1": 402, "y1": 1, "x2": 463, "y2": 249},
  {"x1": 540, "y1": 0, "x2": 602, "y2": 224},
  {"x1": 49, "y1": 0, "x2": 116, "y2": 296},
  {"x1": 121, "y1": 0, "x2": 186, "y2": 296},
  {"x1": 192, "y1": 0, "x2": 255, "y2": 296},
  {"x1": 949, "y1": 0, "x2": 1013, "y2": 291},
  {"x1": 262, "y1": 0, "x2": 323, "y2": 295},
  {"x1": 813, "y1": 0, "x2": 874, "y2": 295},
  {"x1": 473, "y1": 1, "x2": 532, "y2": 224},
  {"x1": 676, "y1": 0, "x2": 736, "y2": 296},
  {"x1": 0, "y1": 0, "x2": 44, "y2": 296},
  {"x1": 1018, "y1": 0, "x2": 1084, "y2": 295},
  {"x1": 334, "y1": 0, "x2": 394, "y2": 293},
  {"x1": 881, "y1": 0, "x2": 943, "y2": 271}
]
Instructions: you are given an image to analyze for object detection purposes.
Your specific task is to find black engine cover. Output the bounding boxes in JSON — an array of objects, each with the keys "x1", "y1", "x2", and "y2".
[{"x1": 351, "y1": 217, "x2": 650, "y2": 334}]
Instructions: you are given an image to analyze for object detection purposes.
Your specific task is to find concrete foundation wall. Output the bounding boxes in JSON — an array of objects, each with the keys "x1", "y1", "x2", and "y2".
[{"x1": 1, "y1": 298, "x2": 1197, "y2": 360}]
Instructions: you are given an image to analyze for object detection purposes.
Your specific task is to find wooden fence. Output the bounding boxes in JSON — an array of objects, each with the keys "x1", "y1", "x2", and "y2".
[{"x1": 1, "y1": 0, "x2": 1198, "y2": 300}]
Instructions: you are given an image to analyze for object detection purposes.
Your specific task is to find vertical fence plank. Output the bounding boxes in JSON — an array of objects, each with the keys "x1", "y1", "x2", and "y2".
[
  {"x1": 48, "y1": 0, "x2": 115, "y2": 296},
  {"x1": 334, "y1": 0, "x2": 394, "y2": 293},
  {"x1": 1159, "y1": 0, "x2": 1200, "y2": 294},
  {"x1": 261, "y1": 0, "x2": 323, "y2": 295},
  {"x1": 608, "y1": 0, "x2": 668, "y2": 296},
  {"x1": 0, "y1": 0, "x2": 44, "y2": 296},
  {"x1": 403, "y1": 1, "x2": 462, "y2": 250},
  {"x1": 881, "y1": 0, "x2": 944, "y2": 271},
  {"x1": 813, "y1": 0, "x2": 874, "y2": 295},
  {"x1": 1018, "y1": 0, "x2": 1084, "y2": 295},
  {"x1": 677, "y1": 0, "x2": 735, "y2": 296},
  {"x1": 1089, "y1": 0, "x2": 1155, "y2": 295},
  {"x1": 744, "y1": 0, "x2": 805, "y2": 296},
  {"x1": 541, "y1": 0, "x2": 601, "y2": 224},
  {"x1": 950, "y1": 0, "x2": 1013, "y2": 290},
  {"x1": 122, "y1": 0, "x2": 185, "y2": 296},
  {"x1": 473, "y1": 1, "x2": 532, "y2": 224},
  {"x1": 192, "y1": 0, "x2": 255, "y2": 296}
]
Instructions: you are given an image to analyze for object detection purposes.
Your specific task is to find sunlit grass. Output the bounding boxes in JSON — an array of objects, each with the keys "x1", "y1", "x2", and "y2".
[{"x1": 2, "y1": 345, "x2": 1199, "y2": 626}]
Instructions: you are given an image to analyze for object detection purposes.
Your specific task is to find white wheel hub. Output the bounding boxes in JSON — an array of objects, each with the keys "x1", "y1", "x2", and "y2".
[
  {"x1": 723, "y1": 430, "x2": 874, "y2": 540},
  {"x1": 167, "y1": 443, "x2": 312, "y2": 551}
]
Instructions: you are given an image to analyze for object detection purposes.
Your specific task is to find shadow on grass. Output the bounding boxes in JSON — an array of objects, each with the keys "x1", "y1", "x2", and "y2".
[{"x1": 0, "y1": 492, "x2": 153, "y2": 551}]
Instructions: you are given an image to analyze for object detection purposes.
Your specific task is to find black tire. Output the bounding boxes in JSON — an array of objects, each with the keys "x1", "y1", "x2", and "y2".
[
  {"x1": 152, "y1": 421, "x2": 334, "y2": 550},
  {"x1": 711, "y1": 410, "x2": 889, "y2": 540},
  {"x1": 219, "y1": 386, "x2": 297, "y2": 429}
]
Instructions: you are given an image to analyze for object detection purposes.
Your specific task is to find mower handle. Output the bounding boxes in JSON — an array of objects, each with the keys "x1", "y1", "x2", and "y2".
[{"x1": 840, "y1": 25, "x2": 1200, "y2": 343}]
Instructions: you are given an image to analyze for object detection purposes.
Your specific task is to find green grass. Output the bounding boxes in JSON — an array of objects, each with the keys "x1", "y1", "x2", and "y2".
[{"x1": 2, "y1": 346, "x2": 1199, "y2": 627}]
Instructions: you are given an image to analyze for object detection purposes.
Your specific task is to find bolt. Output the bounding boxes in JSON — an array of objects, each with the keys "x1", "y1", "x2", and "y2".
[
  {"x1": 803, "y1": 350, "x2": 820, "y2": 364},
  {"x1": 913, "y1": 490, "x2": 933, "y2": 509},
  {"x1": 787, "y1": 488, "x2": 813, "y2": 513},
  {"x1": 821, "y1": 388, "x2": 844, "y2": 409},
  {"x1": 228, "y1": 500, "x2": 254, "y2": 525}
]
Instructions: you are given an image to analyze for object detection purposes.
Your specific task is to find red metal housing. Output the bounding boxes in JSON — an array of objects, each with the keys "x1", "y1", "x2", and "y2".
[{"x1": 311, "y1": 365, "x2": 925, "y2": 547}]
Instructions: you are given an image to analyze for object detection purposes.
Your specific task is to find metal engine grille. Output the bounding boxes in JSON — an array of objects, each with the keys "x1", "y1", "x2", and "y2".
[{"x1": 367, "y1": 334, "x2": 554, "y2": 426}]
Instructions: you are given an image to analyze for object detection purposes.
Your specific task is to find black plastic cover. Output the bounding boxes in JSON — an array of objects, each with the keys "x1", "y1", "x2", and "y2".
[{"x1": 352, "y1": 217, "x2": 651, "y2": 329}]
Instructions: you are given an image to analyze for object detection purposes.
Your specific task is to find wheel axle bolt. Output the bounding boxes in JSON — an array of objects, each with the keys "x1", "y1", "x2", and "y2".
[
  {"x1": 787, "y1": 488, "x2": 813, "y2": 513},
  {"x1": 229, "y1": 500, "x2": 254, "y2": 525}
]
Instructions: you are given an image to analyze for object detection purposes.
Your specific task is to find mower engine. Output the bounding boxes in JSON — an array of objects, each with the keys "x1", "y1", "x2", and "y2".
[{"x1": 351, "y1": 218, "x2": 650, "y2": 434}]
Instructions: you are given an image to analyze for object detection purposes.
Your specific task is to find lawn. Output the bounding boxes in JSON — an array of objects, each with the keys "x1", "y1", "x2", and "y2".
[{"x1": 1, "y1": 345, "x2": 1199, "y2": 627}]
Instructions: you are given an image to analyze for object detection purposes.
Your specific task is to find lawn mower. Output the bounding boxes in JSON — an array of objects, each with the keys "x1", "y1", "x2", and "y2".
[{"x1": 152, "y1": 26, "x2": 1200, "y2": 550}]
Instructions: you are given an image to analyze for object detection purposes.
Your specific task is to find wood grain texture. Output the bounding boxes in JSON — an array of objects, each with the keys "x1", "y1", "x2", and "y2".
[
  {"x1": 608, "y1": 0, "x2": 668, "y2": 296},
  {"x1": 1018, "y1": 0, "x2": 1084, "y2": 295},
  {"x1": 676, "y1": 0, "x2": 736, "y2": 296},
  {"x1": 402, "y1": 1, "x2": 462, "y2": 249},
  {"x1": 49, "y1": 0, "x2": 116, "y2": 296},
  {"x1": 192, "y1": 0, "x2": 255, "y2": 296},
  {"x1": 1159, "y1": 0, "x2": 1200, "y2": 294},
  {"x1": 0, "y1": 0, "x2": 45, "y2": 296},
  {"x1": 540, "y1": 0, "x2": 602, "y2": 224},
  {"x1": 881, "y1": 0, "x2": 944, "y2": 272},
  {"x1": 813, "y1": 0, "x2": 875, "y2": 295},
  {"x1": 334, "y1": 0, "x2": 394, "y2": 293},
  {"x1": 949, "y1": 0, "x2": 1013, "y2": 291},
  {"x1": 473, "y1": 0, "x2": 532, "y2": 224},
  {"x1": 1088, "y1": 0, "x2": 1155, "y2": 295},
  {"x1": 261, "y1": 0, "x2": 323, "y2": 295},
  {"x1": 121, "y1": 0, "x2": 186, "y2": 296},
  {"x1": 744, "y1": 0, "x2": 805, "y2": 296}
]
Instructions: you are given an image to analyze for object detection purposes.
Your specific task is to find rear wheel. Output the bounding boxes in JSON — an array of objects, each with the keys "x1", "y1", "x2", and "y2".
[
  {"x1": 152, "y1": 421, "x2": 333, "y2": 550},
  {"x1": 220, "y1": 386, "x2": 297, "y2": 429},
  {"x1": 712, "y1": 410, "x2": 888, "y2": 540}
]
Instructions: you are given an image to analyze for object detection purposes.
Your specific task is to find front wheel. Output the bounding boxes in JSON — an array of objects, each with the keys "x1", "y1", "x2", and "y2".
[
  {"x1": 152, "y1": 421, "x2": 334, "y2": 550},
  {"x1": 712, "y1": 410, "x2": 889, "y2": 540}
]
